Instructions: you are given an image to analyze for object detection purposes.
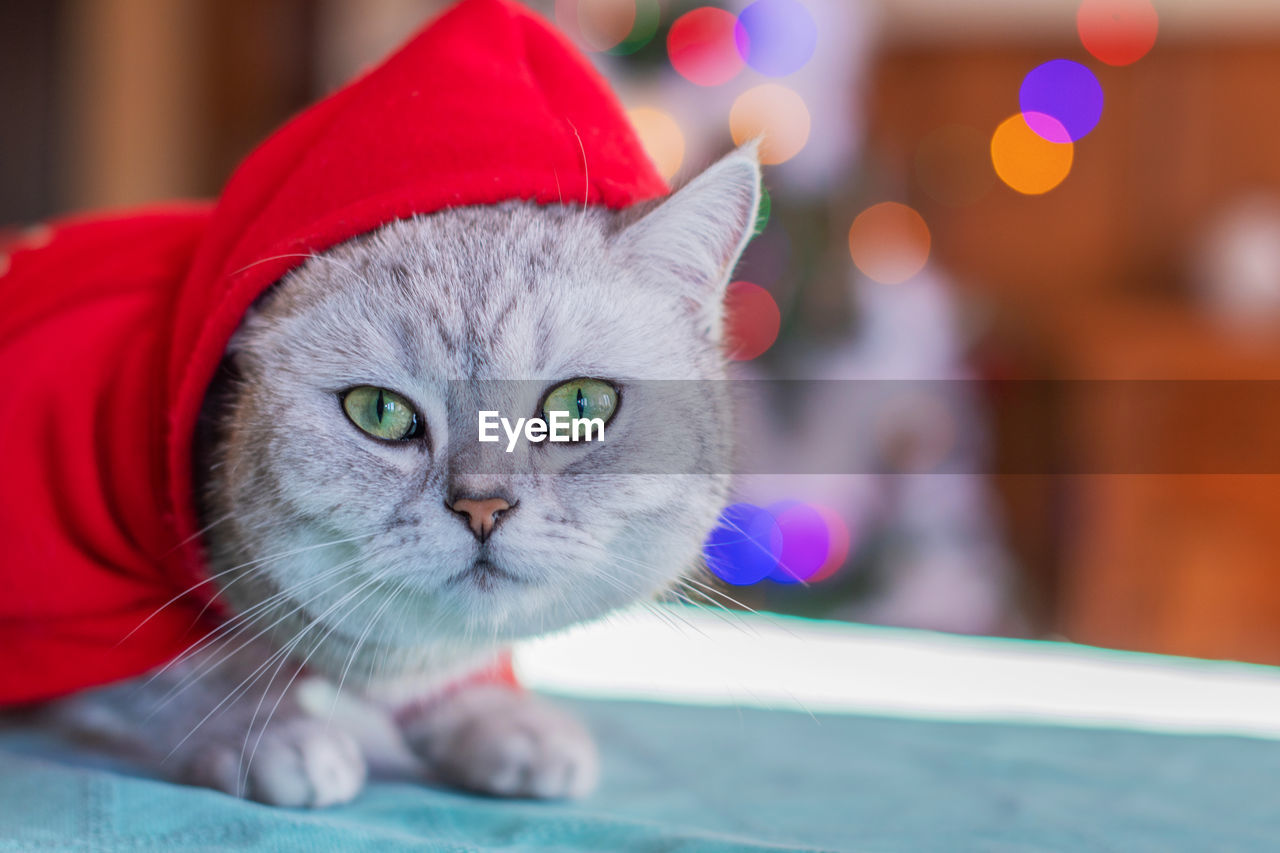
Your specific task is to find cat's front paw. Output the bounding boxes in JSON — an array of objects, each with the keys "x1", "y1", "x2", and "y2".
[
  {"x1": 402, "y1": 685, "x2": 598, "y2": 799},
  {"x1": 182, "y1": 718, "x2": 367, "y2": 808}
]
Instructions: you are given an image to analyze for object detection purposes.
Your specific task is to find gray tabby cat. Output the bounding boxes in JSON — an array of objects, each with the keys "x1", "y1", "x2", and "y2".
[{"x1": 49, "y1": 146, "x2": 760, "y2": 806}]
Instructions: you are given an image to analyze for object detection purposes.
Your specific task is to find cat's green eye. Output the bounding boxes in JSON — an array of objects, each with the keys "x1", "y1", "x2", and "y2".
[
  {"x1": 342, "y1": 386, "x2": 422, "y2": 442},
  {"x1": 541, "y1": 378, "x2": 619, "y2": 432}
]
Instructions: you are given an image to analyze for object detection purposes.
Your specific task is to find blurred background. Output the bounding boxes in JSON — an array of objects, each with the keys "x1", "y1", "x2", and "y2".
[{"x1": 6, "y1": 0, "x2": 1280, "y2": 665}]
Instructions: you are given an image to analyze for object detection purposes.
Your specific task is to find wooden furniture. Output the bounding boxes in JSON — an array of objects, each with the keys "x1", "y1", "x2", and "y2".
[
  {"x1": 868, "y1": 40, "x2": 1280, "y2": 663},
  {"x1": 1048, "y1": 301, "x2": 1280, "y2": 664}
]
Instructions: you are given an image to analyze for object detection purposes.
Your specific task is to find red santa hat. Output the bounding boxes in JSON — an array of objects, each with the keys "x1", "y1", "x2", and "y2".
[{"x1": 0, "y1": 0, "x2": 667, "y2": 704}]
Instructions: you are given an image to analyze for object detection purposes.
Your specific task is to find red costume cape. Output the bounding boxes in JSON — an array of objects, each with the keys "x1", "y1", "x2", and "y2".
[{"x1": 0, "y1": 0, "x2": 666, "y2": 705}]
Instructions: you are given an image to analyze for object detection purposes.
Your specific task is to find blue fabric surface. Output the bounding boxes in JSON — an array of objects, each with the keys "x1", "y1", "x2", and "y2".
[{"x1": 1, "y1": 698, "x2": 1277, "y2": 852}]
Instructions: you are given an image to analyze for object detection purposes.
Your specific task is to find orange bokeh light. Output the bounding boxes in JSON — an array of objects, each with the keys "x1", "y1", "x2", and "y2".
[
  {"x1": 848, "y1": 202, "x2": 932, "y2": 284},
  {"x1": 627, "y1": 107, "x2": 685, "y2": 181},
  {"x1": 555, "y1": 0, "x2": 637, "y2": 52},
  {"x1": 729, "y1": 84, "x2": 811, "y2": 166},
  {"x1": 990, "y1": 113, "x2": 1074, "y2": 195}
]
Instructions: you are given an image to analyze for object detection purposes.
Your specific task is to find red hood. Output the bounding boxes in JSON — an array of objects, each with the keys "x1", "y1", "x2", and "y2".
[{"x1": 0, "y1": 0, "x2": 666, "y2": 704}]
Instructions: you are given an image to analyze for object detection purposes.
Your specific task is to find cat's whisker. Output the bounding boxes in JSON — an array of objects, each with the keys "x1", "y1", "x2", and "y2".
[
  {"x1": 678, "y1": 573, "x2": 764, "y2": 617},
  {"x1": 575, "y1": 539, "x2": 730, "y2": 605},
  {"x1": 636, "y1": 596, "x2": 708, "y2": 638},
  {"x1": 119, "y1": 531, "x2": 379, "y2": 648},
  {"x1": 163, "y1": 564, "x2": 381, "y2": 765},
  {"x1": 149, "y1": 558, "x2": 366, "y2": 714},
  {"x1": 717, "y1": 515, "x2": 811, "y2": 589},
  {"x1": 137, "y1": 557, "x2": 363, "y2": 695},
  {"x1": 149, "y1": 609, "x2": 298, "y2": 724},
  {"x1": 543, "y1": 533, "x2": 734, "y2": 640},
  {"x1": 674, "y1": 580, "x2": 741, "y2": 617},
  {"x1": 326, "y1": 575, "x2": 410, "y2": 728},
  {"x1": 553, "y1": 530, "x2": 753, "y2": 632},
  {"x1": 128, "y1": 574, "x2": 298, "y2": 694},
  {"x1": 159, "y1": 511, "x2": 234, "y2": 557},
  {"x1": 159, "y1": 618, "x2": 318, "y2": 761},
  {"x1": 677, "y1": 574, "x2": 803, "y2": 642},
  {"x1": 237, "y1": 638, "x2": 305, "y2": 794},
  {"x1": 132, "y1": 571, "x2": 284, "y2": 695},
  {"x1": 595, "y1": 546, "x2": 763, "y2": 637},
  {"x1": 566, "y1": 121, "x2": 589, "y2": 213},
  {"x1": 176, "y1": 527, "x2": 383, "y2": 644},
  {"x1": 664, "y1": 589, "x2": 720, "y2": 620},
  {"x1": 157, "y1": 564, "x2": 360, "y2": 700},
  {"x1": 238, "y1": 573, "x2": 388, "y2": 794},
  {"x1": 372, "y1": 576, "x2": 421, "y2": 683},
  {"x1": 229, "y1": 252, "x2": 367, "y2": 281}
]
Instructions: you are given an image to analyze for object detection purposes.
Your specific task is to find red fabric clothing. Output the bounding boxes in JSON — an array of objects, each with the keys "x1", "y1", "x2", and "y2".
[{"x1": 0, "y1": 0, "x2": 666, "y2": 705}]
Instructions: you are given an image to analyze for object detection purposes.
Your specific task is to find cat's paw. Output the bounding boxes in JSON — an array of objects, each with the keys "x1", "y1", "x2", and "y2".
[
  {"x1": 182, "y1": 718, "x2": 367, "y2": 808},
  {"x1": 401, "y1": 685, "x2": 598, "y2": 799}
]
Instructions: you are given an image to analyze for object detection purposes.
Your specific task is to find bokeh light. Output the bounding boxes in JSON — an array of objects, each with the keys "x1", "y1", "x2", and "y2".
[
  {"x1": 1078, "y1": 0, "x2": 1158, "y2": 66},
  {"x1": 724, "y1": 280, "x2": 781, "y2": 361},
  {"x1": 734, "y1": 0, "x2": 817, "y2": 77},
  {"x1": 554, "y1": 0, "x2": 636, "y2": 53},
  {"x1": 729, "y1": 84, "x2": 811, "y2": 165},
  {"x1": 847, "y1": 202, "x2": 931, "y2": 285},
  {"x1": 627, "y1": 106, "x2": 685, "y2": 180},
  {"x1": 915, "y1": 124, "x2": 994, "y2": 207},
  {"x1": 1019, "y1": 59, "x2": 1104, "y2": 143},
  {"x1": 668, "y1": 7, "x2": 744, "y2": 86},
  {"x1": 704, "y1": 503, "x2": 783, "y2": 586},
  {"x1": 610, "y1": 0, "x2": 661, "y2": 55},
  {"x1": 704, "y1": 501, "x2": 853, "y2": 586},
  {"x1": 807, "y1": 505, "x2": 852, "y2": 583},
  {"x1": 991, "y1": 112, "x2": 1074, "y2": 195},
  {"x1": 766, "y1": 501, "x2": 830, "y2": 584}
]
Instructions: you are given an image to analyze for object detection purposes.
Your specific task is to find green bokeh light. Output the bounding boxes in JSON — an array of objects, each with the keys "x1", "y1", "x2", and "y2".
[{"x1": 609, "y1": 0, "x2": 661, "y2": 56}]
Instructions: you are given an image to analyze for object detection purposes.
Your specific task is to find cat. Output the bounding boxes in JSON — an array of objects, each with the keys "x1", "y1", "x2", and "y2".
[{"x1": 46, "y1": 145, "x2": 761, "y2": 807}]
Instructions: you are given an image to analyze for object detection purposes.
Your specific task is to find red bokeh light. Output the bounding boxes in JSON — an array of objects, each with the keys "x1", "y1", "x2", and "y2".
[
  {"x1": 807, "y1": 505, "x2": 852, "y2": 583},
  {"x1": 1077, "y1": 0, "x2": 1158, "y2": 66},
  {"x1": 667, "y1": 7, "x2": 744, "y2": 86},
  {"x1": 724, "y1": 280, "x2": 781, "y2": 361}
]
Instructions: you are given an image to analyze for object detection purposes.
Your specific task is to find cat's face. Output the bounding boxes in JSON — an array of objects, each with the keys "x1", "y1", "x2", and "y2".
[{"x1": 198, "y1": 148, "x2": 760, "y2": 680}]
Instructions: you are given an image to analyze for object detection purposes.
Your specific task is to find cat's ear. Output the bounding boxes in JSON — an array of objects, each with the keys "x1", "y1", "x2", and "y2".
[{"x1": 615, "y1": 143, "x2": 761, "y2": 335}]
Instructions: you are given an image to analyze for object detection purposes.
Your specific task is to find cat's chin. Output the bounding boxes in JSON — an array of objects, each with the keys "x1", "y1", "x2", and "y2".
[{"x1": 443, "y1": 558, "x2": 533, "y2": 592}]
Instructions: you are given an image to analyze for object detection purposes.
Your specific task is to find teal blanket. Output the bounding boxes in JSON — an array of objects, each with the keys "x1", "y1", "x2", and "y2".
[{"x1": 1, "y1": 698, "x2": 1276, "y2": 851}]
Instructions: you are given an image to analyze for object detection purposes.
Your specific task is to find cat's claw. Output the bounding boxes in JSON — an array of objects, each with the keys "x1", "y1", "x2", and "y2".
[
  {"x1": 182, "y1": 718, "x2": 367, "y2": 808},
  {"x1": 402, "y1": 685, "x2": 598, "y2": 799}
]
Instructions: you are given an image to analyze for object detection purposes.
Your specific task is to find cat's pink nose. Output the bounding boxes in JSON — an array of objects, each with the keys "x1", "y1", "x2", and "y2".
[{"x1": 449, "y1": 497, "x2": 512, "y2": 542}]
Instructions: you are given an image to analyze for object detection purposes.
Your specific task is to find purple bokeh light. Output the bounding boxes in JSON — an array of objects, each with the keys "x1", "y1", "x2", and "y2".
[
  {"x1": 766, "y1": 501, "x2": 831, "y2": 584},
  {"x1": 1019, "y1": 59, "x2": 1104, "y2": 143},
  {"x1": 734, "y1": 0, "x2": 817, "y2": 78}
]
